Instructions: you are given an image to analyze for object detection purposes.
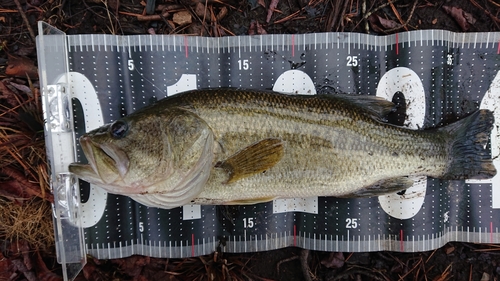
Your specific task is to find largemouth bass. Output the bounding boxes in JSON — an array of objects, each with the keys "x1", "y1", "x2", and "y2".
[{"x1": 69, "y1": 88, "x2": 497, "y2": 209}]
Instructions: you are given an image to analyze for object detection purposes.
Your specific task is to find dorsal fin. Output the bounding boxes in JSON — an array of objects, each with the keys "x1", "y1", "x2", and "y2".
[{"x1": 322, "y1": 94, "x2": 396, "y2": 121}]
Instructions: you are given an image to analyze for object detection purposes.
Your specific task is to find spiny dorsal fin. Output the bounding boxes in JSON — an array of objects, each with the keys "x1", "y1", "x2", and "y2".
[{"x1": 216, "y1": 138, "x2": 285, "y2": 184}]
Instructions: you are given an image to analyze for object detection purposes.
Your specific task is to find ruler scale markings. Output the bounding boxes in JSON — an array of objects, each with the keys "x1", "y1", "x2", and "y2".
[
  {"x1": 281, "y1": 34, "x2": 284, "y2": 52},
  {"x1": 293, "y1": 225, "x2": 296, "y2": 246},
  {"x1": 191, "y1": 234, "x2": 195, "y2": 256},
  {"x1": 479, "y1": 227, "x2": 482, "y2": 243},
  {"x1": 243, "y1": 229, "x2": 247, "y2": 253},
  {"x1": 347, "y1": 34, "x2": 350, "y2": 54},
  {"x1": 396, "y1": 33, "x2": 399, "y2": 55},
  {"x1": 80, "y1": 34, "x2": 84, "y2": 52},
  {"x1": 238, "y1": 36, "x2": 241, "y2": 59},
  {"x1": 140, "y1": 234, "x2": 144, "y2": 255},
  {"x1": 400, "y1": 229, "x2": 404, "y2": 252},
  {"x1": 347, "y1": 230, "x2": 349, "y2": 252}
]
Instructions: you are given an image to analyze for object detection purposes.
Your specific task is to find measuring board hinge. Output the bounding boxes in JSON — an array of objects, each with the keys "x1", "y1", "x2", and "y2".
[{"x1": 45, "y1": 84, "x2": 71, "y2": 133}]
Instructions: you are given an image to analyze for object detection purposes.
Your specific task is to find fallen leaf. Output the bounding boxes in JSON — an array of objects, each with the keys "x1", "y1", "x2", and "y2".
[
  {"x1": 0, "y1": 80, "x2": 19, "y2": 107},
  {"x1": 432, "y1": 18, "x2": 438, "y2": 25},
  {"x1": 248, "y1": 20, "x2": 267, "y2": 35},
  {"x1": 321, "y1": 252, "x2": 345, "y2": 268},
  {"x1": 5, "y1": 55, "x2": 38, "y2": 79},
  {"x1": 481, "y1": 272, "x2": 490, "y2": 281},
  {"x1": 195, "y1": 2, "x2": 209, "y2": 19},
  {"x1": 368, "y1": 14, "x2": 402, "y2": 32},
  {"x1": 266, "y1": 0, "x2": 279, "y2": 23},
  {"x1": 9, "y1": 81, "x2": 32, "y2": 95},
  {"x1": 35, "y1": 251, "x2": 63, "y2": 281},
  {"x1": 375, "y1": 15, "x2": 401, "y2": 30},
  {"x1": 173, "y1": 10, "x2": 192, "y2": 26},
  {"x1": 0, "y1": 252, "x2": 14, "y2": 278},
  {"x1": 443, "y1": 6, "x2": 476, "y2": 31},
  {"x1": 445, "y1": 245, "x2": 455, "y2": 255}
]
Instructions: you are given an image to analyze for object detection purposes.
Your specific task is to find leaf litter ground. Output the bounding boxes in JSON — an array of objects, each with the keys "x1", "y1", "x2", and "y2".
[{"x1": 1, "y1": 0, "x2": 500, "y2": 280}]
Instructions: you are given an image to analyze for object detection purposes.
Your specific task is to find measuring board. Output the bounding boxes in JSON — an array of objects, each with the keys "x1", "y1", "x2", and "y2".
[{"x1": 37, "y1": 22, "x2": 500, "y2": 280}]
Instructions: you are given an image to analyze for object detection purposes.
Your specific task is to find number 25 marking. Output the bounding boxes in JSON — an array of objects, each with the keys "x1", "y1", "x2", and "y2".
[
  {"x1": 346, "y1": 56, "x2": 358, "y2": 67},
  {"x1": 346, "y1": 218, "x2": 358, "y2": 228}
]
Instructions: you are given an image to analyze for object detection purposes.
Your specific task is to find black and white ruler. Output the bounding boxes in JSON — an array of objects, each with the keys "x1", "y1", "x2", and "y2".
[{"x1": 37, "y1": 22, "x2": 500, "y2": 280}]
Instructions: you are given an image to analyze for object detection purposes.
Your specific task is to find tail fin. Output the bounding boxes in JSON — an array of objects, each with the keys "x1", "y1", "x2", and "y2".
[{"x1": 441, "y1": 109, "x2": 496, "y2": 180}]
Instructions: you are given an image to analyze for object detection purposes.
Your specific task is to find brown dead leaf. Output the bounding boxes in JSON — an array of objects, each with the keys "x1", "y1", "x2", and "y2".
[
  {"x1": 321, "y1": 252, "x2": 345, "y2": 268},
  {"x1": 35, "y1": 251, "x2": 63, "y2": 281},
  {"x1": 0, "y1": 79, "x2": 19, "y2": 107},
  {"x1": 173, "y1": 10, "x2": 192, "y2": 26},
  {"x1": 248, "y1": 20, "x2": 267, "y2": 35},
  {"x1": 5, "y1": 55, "x2": 38, "y2": 79},
  {"x1": 195, "y1": 2, "x2": 209, "y2": 19},
  {"x1": 445, "y1": 245, "x2": 455, "y2": 255},
  {"x1": 443, "y1": 6, "x2": 476, "y2": 31},
  {"x1": 0, "y1": 252, "x2": 14, "y2": 279},
  {"x1": 266, "y1": 0, "x2": 279, "y2": 23},
  {"x1": 369, "y1": 14, "x2": 402, "y2": 31}
]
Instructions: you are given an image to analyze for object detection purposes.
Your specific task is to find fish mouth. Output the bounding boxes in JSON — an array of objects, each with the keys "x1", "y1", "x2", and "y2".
[{"x1": 79, "y1": 135, "x2": 130, "y2": 181}]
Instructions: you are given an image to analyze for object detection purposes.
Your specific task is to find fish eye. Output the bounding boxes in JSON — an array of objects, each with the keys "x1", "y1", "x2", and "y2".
[{"x1": 109, "y1": 120, "x2": 128, "y2": 139}]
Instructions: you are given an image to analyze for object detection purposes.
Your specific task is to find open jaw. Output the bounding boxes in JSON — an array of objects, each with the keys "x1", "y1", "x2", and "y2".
[{"x1": 69, "y1": 135, "x2": 137, "y2": 193}]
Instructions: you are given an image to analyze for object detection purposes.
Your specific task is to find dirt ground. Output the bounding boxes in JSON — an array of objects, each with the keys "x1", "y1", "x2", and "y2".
[{"x1": 1, "y1": 0, "x2": 500, "y2": 280}]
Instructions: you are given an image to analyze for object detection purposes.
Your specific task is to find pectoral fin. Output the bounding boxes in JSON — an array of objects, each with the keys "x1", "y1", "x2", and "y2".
[
  {"x1": 342, "y1": 177, "x2": 415, "y2": 198},
  {"x1": 216, "y1": 138, "x2": 284, "y2": 184}
]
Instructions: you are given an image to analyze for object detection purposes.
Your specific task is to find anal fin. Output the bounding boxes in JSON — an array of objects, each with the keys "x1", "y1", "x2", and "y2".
[
  {"x1": 342, "y1": 177, "x2": 415, "y2": 198},
  {"x1": 216, "y1": 138, "x2": 285, "y2": 184},
  {"x1": 226, "y1": 196, "x2": 277, "y2": 205}
]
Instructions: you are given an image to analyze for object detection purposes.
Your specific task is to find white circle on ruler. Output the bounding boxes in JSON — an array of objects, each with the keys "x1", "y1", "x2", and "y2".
[
  {"x1": 273, "y1": 69, "x2": 317, "y2": 95},
  {"x1": 376, "y1": 67, "x2": 427, "y2": 220},
  {"x1": 59, "y1": 72, "x2": 108, "y2": 227}
]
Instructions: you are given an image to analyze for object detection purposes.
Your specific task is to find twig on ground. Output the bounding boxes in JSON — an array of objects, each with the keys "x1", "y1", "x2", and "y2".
[
  {"x1": 13, "y1": 0, "x2": 36, "y2": 42},
  {"x1": 300, "y1": 249, "x2": 313, "y2": 281},
  {"x1": 383, "y1": 0, "x2": 418, "y2": 33}
]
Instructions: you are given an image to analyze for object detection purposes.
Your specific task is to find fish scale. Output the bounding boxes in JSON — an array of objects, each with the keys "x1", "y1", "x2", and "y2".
[{"x1": 37, "y1": 22, "x2": 500, "y2": 280}]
